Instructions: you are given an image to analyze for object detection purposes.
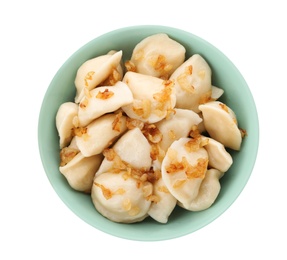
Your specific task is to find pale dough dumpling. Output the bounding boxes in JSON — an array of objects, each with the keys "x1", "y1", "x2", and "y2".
[
  {"x1": 197, "y1": 112, "x2": 206, "y2": 133},
  {"x1": 148, "y1": 176, "x2": 177, "y2": 224},
  {"x1": 127, "y1": 33, "x2": 185, "y2": 79},
  {"x1": 199, "y1": 101, "x2": 242, "y2": 150},
  {"x1": 170, "y1": 54, "x2": 212, "y2": 113},
  {"x1": 77, "y1": 81, "x2": 133, "y2": 126},
  {"x1": 121, "y1": 71, "x2": 176, "y2": 123},
  {"x1": 56, "y1": 102, "x2": 78, "y2": 148},
  {"x1": 204, "y1": 137, "x2": 233, "y2": 173},
  {"x1": 92, "y1": 171, "x2": 153, "y2": 223},
  {"x1": 211, "y1": 85, "x2": 224, "y2": 100},
  {"x1": 156, "y1": 108, "x2": 202, "y2": 152},
  {"x1": 179, "y1": 169, "x2": 223, "y2": 211},
  {"x1": 75, "y1": 113, "x2": 127, "y2": 157},
  {"x1": 161, "y1": 137, "x2": 208, "y2": 208},
  {"x1": 96, "y1": 127, "x2": 152, "y2": 176},
  {"x1": 59, "y1": 150, "x2": 103, "y2": 193},
  {"x1": 74, "y1": 50, "x2": 123, "y2": 103}
]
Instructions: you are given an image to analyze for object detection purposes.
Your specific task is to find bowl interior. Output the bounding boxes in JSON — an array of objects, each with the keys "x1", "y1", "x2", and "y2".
[{"x1": 38, "y1": 25, "x2": 259, "y2": 241}]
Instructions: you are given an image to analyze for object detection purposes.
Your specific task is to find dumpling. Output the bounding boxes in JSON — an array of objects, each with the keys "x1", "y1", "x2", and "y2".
[
  {"x1": 59, "y1": 144, "x2": 103, "y2": 193},
  {"x1": 67, "y1": 136, "x2": 78, "y2": 149},
  {"x1": 56, "y1": 102, "x2": 78, "y2": 148},
  {"x1": 75, "y1": 113, "x2": 127, "y2": 157},
  {"x1": 74, "y1": 50, "x2": 123, "y2": 103},
  {"x1": 77, "y1": 81, "x2": 133, "y2": 126},
  {"x1": 197, "y1": 112, "x2": 206, "y2": 133},
  {"x1": 91, "y1": 171, "x2": 153, "y2": 223},
  {"x1": 198, "y1": 101, "x2": 242, "y2": 150},
  {"x1": 121, "y1": 71, "x2": 176, "y2": 123},
  {"x1": 148, "y1": 176, "x2": 177, "y2": 224},
  {"x1": 96, "y1": 127, "x2": 152, "y2": 176},
  {"x1": 211, "y1": 85, "x2": 224, "y2": 100},
  {"x1": 161, "y1": 137, "x2": 208, "y2": 208},
  {"x1": 126, "y1": 33, "x2": 185, "y2": 79},
  {"x1": 178, "y1": 169, "x2": 223, "y2": 211},
  {"x1": 156, "y1": 108, "x2": 202, "y2": 152},
  {"x1": 170, "y1": 54, "x2": 212, "y2": 113},
  {"x1": 204, "y1": 137, "x2": 233, "y2": 173}
]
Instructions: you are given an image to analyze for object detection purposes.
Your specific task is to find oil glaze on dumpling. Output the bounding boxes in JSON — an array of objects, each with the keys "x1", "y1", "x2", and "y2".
[
  {"x1": 199, "y1": 101, "x2": 242, "y2": 150},
  {"x1": 178, "y1": 169, "x2": 223, "y2": 211},
  {"x1": 161, "y1": 137, "x2": 208, "y2": 208},
  {"x1": 121, "y1": 71, "x2": 176, "y2": 123},
  {"x1": 74, "y1": 50, "x2": 123, "y2": 103},
  {"x1": 126, "y1": 33, "x2": 185, "y2": 79},
  {"x1": 75, "y1": 113, "x2": 127, "y2": 157},
  {"x1": 77, "y1": 81, "x2": 133, "y2": 126},
  {"x1": 56, "y1": 102, "x2": 78, "y2": 148},
  {"x1": 170, "y1": 54, "x2": 212, "y2": 113},
  {"x1": 92, "y1": 171, "x2": 153, "y2": 223}
]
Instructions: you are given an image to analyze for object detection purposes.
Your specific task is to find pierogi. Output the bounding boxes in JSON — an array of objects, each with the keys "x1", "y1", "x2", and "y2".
[
  {"x1": 178, "y1": 169, "x2": 223, "y2": 211},
  {"x1": 75, "y1": 50, "x2": 123, "y2": 103},
  {"x1": 121, "y1": 71, "x2": 176, "y2": 123},
  {"x1": 199, "y1": 101, "x2": 242, "y2": 150},
  {"x1": 92, "y1": 171, "x2": 152, "y2": 223},
  {"x1": 78, "y1": 81, "x2": 133, "y2": 126},
  {"x1": 148, "y1": 176, "x2": 177, "y2": 223},
  {"x1": 170, "y1": 54, "x2": 212, "y2": 113},
  {"x1": 55, "y1": 33, "x2": 245, "y2": 224},
  {"x1": 156, "y1": 108, "x2": 202, "y2": 152},
  {"x1": 75, "y1": 113, "x2": 127, "y2": 157},
  {"x1": 95, "y1": 127, "x2": 152, "y2": 176},
  {"x1": 161, "y1": 137, "x2": 209, "y2": 208},
  {"x1": 60, "y1": 149, "x2": 103, "y2": 193},
  {"x1": 56, "y1": 102, "x2": 78, "y2": 148},
  {"x1": 204, "y1": 137, "x2": 233, "y2": 173},
  {"x1": 126, "y1": 33, "x2": 185, "y2": 79}
]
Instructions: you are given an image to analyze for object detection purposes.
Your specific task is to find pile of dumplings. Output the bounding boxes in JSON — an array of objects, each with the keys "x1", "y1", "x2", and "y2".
[{"x1": 56, "y1": 33, "x2": 245, "y2": 224}]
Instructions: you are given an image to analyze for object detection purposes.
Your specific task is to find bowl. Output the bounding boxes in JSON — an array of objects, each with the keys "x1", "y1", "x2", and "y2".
[{"x1": 38, "y1": 25, "x2": 259, "y2": 241}]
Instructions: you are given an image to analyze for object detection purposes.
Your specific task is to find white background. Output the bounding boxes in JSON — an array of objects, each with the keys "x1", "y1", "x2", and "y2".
[{"x1": 1, "y1": 0, "x2": 286, "y2": 259}]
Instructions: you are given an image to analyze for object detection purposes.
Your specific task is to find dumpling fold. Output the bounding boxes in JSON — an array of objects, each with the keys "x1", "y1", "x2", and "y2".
[
  {"x1": 75, "y1": 50, "x2": 123, "y2": 103},
  {"x1": 78, "y1": 81, "x2": 133, "y2": 126}
]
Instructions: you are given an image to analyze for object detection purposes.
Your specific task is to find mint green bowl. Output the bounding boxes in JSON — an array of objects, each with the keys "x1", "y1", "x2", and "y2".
[{"x1": 38, "y1": 25, "x2": 259, "y2": 241}]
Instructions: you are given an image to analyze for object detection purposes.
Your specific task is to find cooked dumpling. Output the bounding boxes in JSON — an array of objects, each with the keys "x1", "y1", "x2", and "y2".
[
  {"x1": 67, "y1": 136, "x2": 79, "y2": 149},
  {"x1": 59, "y1": 146, "x2": 103, "y2": 193},
  {"x1": 197, "y1": 112, "x2": 206, "y2": 133},
  {"x1": 74, "y1": 50, "x2": 123, "y2": 103},
  {"x1": 56, "y1": 102, "x2": 78, "y2": 148},
  {"x1": 161, "y1": 137, "x2": 208, "y2": 208},
  {"x1": 170, "y1": 54, "x2": 212, "y2": 113},
  {"x1": 148, "y1": 176, "x2": 177, "y2": 224},
  {"x1": 92, "y1": 171, "x2": 153, "y2": 223},
  {"x1": 121, "y1": 71, "x2": 176, "y2": 123},
  {"x1": 96, "y1": 127, "x2": 152, "y2": 176},
  {"x1": 75, "y1": 113, "x2": 127, "y2": 157},
  {"x1": 199, "y1": 101, "x2": 242, "y2": 150},
  {"x1": 126, "y1": 33, "x2": 185, "y2": 79},
  {"x1": 211, "y1": 85, "x2": 224, "y2": 100},
  {"x1": 204, "y1": 137, "x2": 233, "y2": 173},
  {"x1": 156, "y1": 108, "x2": 202, "y2": 152},
  {"x1": 178, "y1": 169, "x2": 223, "y2": 211},
  {"x1": 78, "y1": 81, "x2": 133, "y2": 126}
]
